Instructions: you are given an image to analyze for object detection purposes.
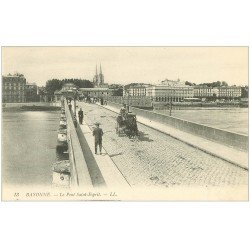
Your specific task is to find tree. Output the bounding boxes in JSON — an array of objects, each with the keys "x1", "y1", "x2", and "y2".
[
  {"x1": 241, "y1": 86, "x2": 249, "y2": 98},
  {"x1": 185, "y1": 81, "x2": 196, "y2": 86},
  {"x1": 45, "y1": 79, "x2": 63, "y2": 95},
  {"x1": 109, "y1": 84, "x2": 124, "y2": 96},
  {"x1": 45, "y1": 78, "x2": 94, "y2": 95}
]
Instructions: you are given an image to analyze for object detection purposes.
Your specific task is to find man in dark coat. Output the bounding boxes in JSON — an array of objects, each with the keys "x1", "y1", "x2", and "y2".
[
  {"x1": 68, "y1": 103, "x2": 72, "y2": 111},
  {"x1": 78, "y1": 108, "x2": 84, "y2": 124},
  {"x1": 73, "y1": 115, "x2": 77, "y2": 128},
  {"x1": 92, "y1": 122, "x2": 104, "y2": 154}
]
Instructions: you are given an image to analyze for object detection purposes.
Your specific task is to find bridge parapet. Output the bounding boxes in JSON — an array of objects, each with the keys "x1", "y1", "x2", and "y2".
[
  {"x1": 64, "y1": 101, "x2": 93, "y2": 188},
  {"x1": 107, "y1": 101, "x2": 248, "y2": 151}
]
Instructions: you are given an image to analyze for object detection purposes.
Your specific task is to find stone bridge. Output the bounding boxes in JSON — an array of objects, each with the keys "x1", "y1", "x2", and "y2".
[{"x1": 53, "y1": 98, "x2": 248, "y2": 194}]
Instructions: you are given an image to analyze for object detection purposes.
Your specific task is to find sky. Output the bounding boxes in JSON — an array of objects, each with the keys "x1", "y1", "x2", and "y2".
[{"x1": 2, "y1": 47, "x2": 248, "y2": 87}]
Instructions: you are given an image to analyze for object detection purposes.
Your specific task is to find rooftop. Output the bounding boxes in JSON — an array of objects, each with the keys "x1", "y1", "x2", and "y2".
[
  {"x1": 62, "y1": 83, "x2": 77, "y2": 88},
  {"x1": 79, "y1": 88, "x2": 110, "y2": 91},
  {"x1": 3, "y1": 73, "x2": 25, "y2": 78}
]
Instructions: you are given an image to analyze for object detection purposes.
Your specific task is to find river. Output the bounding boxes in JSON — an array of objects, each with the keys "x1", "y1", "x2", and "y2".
[
  {"x1": 2, "y1": 111, "x2": 60, "y2": 187},
  {"x1": 155, "y1": 107, "x2": 248, "y2": 135}
]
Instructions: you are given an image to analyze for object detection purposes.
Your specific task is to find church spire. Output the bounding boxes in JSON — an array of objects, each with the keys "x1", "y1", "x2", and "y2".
[
  {"x1": 93, "y1": 64, "x2": 99, "y2": 86},
  {"x1": 100, "y1": 64, "x2": 102, "y2": 75},
  {"x1": 99, "y1": 63, "x2": 104, "y2": 84}
]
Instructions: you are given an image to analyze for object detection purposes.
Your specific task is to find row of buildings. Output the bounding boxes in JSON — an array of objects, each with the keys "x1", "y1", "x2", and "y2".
[
  {"x1": 54, "y1": 65, "x2": 111, "y2": 101},
  {"x1": 124, "y1": 79, "x2": 243, "y2": 102},
  {"x1": 2, "y1": 69, "x2": 247, "y2": 104},
  {"x1": 2, "y1": 73, "x2": 42, "y2": 103},
  {"x1": 2, "y1": 68, "x2": 111, "y2": 104}
]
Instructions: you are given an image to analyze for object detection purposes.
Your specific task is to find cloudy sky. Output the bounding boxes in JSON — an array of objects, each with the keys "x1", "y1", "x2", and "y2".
[{"x1": 2, "y1": 47, "x2": 248, "y2": 86}]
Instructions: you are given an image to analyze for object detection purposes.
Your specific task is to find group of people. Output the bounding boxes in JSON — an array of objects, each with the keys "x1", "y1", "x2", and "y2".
[{"x1": 65, "y1": 98, "x2": 104, "y2": 155}]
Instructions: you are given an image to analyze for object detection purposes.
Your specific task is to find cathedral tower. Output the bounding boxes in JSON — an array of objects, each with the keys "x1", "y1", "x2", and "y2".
[
  {"x1": 93, "y1": 65, "x2": 99, "y2": 86},
  {"x1": 93, "y1": 64, "x2": 104, "y2": 87},
  {"x1": 99, "y1": 64, "x2": 104, "y2": 84}
]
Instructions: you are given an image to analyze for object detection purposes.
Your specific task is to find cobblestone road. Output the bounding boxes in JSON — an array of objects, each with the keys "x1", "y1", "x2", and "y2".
[{"x1": 78, "y1": 102, "x2": 248, "y2": 188}]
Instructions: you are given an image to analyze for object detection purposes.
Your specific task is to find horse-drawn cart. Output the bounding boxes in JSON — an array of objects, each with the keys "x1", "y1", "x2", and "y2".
[{"x1": 116, "y1": 112, "x2": 138, "y2": 138}]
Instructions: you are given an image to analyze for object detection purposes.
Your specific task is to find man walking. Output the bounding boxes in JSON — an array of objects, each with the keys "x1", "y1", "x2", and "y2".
[
  {"x1": 78, "y1": 108, "x2": 84, "y2": 124},
  {"x1": 92, "y1": 122, "x2": 103, "y2": 155},
  {"x1": 68, "y1": 103, "x2": 72, "y2": 111},
  {"x1": 73, "y1": 115, "x2": 77, "y2": 128}
]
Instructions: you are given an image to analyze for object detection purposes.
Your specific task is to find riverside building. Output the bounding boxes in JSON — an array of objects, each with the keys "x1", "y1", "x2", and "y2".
[
  {"x1": 26, "y1": 83, "x2": 39, "y2": 102},
  {"x1": 125, "y1": 83, "x2": 152, "y2": 97},
  {"x1": 119, "y1": 83, "x2": 152, "y2": 108},
  {"x1": 194, "y1": 86, "x2": 242, "y2": 99},
  {"x1": 146, "y1": 80, "x2": 194, "y2": 102},
  {"x1": 79, "y1": 87, "x2": 111, "y2": 98},
  {"x1": 218, "y1": 86, "x2": 241, "y2": 99},
  {"x1": 194, "y1": 86, "x2": 219, "y2": 98},
  {"x1": 2, "y1": 73, "x2": 26, "y2": 103}
]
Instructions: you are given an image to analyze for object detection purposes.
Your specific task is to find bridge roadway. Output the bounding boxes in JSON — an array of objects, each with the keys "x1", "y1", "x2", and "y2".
[{"x1": 76, "y1": 102, "x2": 248, "y2": 188}]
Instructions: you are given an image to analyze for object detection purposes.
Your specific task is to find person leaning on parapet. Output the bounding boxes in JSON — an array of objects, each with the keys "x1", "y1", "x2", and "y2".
[
  {"x1": 92, "y1": 122, "x2": 104, "y2": 155},
  {"x1": 78, "y1": 108, "x2": 84, "y2": 124}
]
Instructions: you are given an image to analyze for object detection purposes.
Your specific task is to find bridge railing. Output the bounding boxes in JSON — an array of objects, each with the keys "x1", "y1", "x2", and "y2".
[
  {"x1": 107, "y1": 101, "x2": 248, "y2": 151},
  {"x1": 64, "y1": 100, "x2": 93, "y2": 188}
]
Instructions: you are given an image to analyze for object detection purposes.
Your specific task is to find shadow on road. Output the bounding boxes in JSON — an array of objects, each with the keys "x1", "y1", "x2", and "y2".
[
  {"x1": 109, "y1": 152, "x2": 123, "y2": 158},
  {"x1": 137, "y1": 131, "x2": 154, "y2": 142},
  {"x1": 76, "y1": 123, "x2": 106, "y2": 187},
  {"x1": 68, "y1": 108, "x2": 106, "y2": 188}
]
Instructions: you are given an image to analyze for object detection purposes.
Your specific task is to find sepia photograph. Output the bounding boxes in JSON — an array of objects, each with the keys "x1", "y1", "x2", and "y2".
[
  {"x1": 1, "y1": 46, "x2": 248, "y2": 201},
  {"x1": 1, "y1": 1, "x2": 250, "y2": 250}
]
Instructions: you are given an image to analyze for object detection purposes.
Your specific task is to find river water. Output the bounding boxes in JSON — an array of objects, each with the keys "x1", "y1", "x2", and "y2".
[
  {"x1": 2, "y1": 111, "x2": 60, "y2": 187},
  {"x1": 155, "y1": 107, "x2": 248, "y2": 135}
]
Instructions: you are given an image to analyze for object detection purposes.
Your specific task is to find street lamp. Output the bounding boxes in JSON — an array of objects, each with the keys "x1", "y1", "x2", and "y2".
[
  {"x1": 128, "y1": 91, "x2": 131, "y2": 112},
  {"x1": 169, "y1": 98, "x2": 172, "y2": 116},
  {"x1": 72, "y1": 87, "x2": 78, "y2": 116},
  {"x1": 169, "y1": 89, "x2": 176, "y2": 116}
]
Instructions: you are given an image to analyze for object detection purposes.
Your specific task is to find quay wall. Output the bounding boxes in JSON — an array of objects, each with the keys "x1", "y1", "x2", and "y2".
[
  {"x1": 64, "y1": 103, "x2": 93, "y2": 187},
  {"x1": 2, "y1": 102, "x2": 60, "y2": 107},
  {"x1": 107, "y1": 101, "x2": 248, "y2": 151}
]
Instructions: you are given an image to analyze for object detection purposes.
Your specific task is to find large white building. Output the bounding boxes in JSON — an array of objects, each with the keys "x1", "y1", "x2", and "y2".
[
  {"x1": 125, "y1": 83, "x2": 152, "y2": 97},
  {"x1": 194, "y1": 86, "x2": 219, "y2": 98},
  {"x1": 194, "y1": 86, "x2": 242, "y2": 99},
  {"x1": 218, "y1": 86, "x2": 241, "y2": 98},
  {"x1": 161, "y1": 78, "x2": 183, "y2": 86},
  {"x1": 146, "y1": 80, "x2": 194, "y2": 102}
]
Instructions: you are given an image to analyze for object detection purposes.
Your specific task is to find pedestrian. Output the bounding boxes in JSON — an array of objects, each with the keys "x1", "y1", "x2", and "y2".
[
  {"x1": 68, "y1": 103, "x2": 72, "y2": 111},
  {"x1": 78, "y1": 108, "x2": 84, "y2": 124},
  {"x1": 73, "y1": 115, "x2": 77, "y2": 128},
  {"x1": 92, "y1": 122, "x2": 103, "y2": 155}
]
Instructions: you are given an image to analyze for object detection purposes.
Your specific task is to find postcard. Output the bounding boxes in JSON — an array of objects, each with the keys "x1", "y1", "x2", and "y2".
[{"x1": 1, "y1": 47, "x2": 248, "y2": 201}]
